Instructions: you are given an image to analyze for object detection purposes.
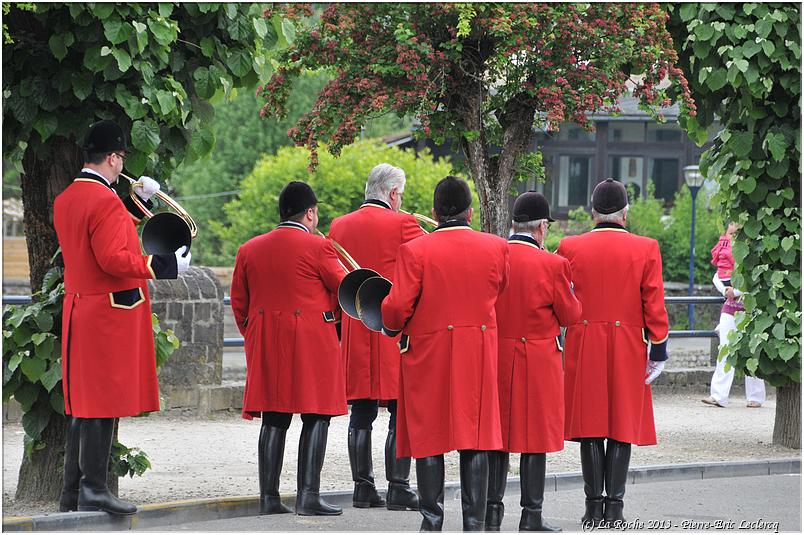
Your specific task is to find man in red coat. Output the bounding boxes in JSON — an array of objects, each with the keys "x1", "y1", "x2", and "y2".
[
  {"x1": 381, "y1": 176, "x2": 509, "y2": 531},
  {"x1": 329, "y1": 163, "x2": 424, "y2": 511},
  {"x1": 54, "y1": 120, "x2": 191, "y2": 515},
  {"x1": 556, "y1": 179, "x2": 669, "y2": 528},
  {"x1": 487, "y1": 192, "x2": 581, "y2": 532},
  {"x1": 230, "y1": 181, "x2": 348, "y2": 516}
]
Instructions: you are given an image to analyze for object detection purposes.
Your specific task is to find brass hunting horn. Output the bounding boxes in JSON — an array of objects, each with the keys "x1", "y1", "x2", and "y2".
[{"x1": 120, "y1": 173, "x2": 198, "y2": 255}]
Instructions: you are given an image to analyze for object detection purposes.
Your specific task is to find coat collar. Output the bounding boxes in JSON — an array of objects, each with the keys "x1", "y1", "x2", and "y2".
[
  {"x1": 75, "y1": 169, "x2": 113, "y2": 189},
  {"x1": 277, "y1": 221, "x2": 310, "y2": 233},
  {"x1": 361, "y1": 199, "x2": 391, "y2": 210},
  {"x1": 591, "y1": 222, "x2": 628, "y2": 233},
  {"x1": 508, "y1": 233, "x2": 544, "y2": 250},
  {"x1": 434, "y1": 219, "x2": 471, "y2": 232}
]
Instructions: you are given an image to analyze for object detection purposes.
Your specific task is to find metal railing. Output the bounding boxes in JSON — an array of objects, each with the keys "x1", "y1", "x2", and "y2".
[{"x1": 4, "y1": 294, "x2": 723, "y2": 347}]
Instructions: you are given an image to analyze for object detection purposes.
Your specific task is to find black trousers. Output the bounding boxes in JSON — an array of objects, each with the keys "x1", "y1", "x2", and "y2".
[
  {"x1": 262, "y1": 411, "x2": 331, "y2": 428},
  {"x1": 349, "y1": 399, "x2": 397, "y2": 430}
]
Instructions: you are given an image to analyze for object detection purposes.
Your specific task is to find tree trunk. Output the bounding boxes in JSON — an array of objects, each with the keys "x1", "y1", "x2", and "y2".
[
  {"x1": 15, "y1": 137, "x2": 81, "y2": 502},
  {"x1": 773, "y1": 382, "x2": 801, "y2": 449}
]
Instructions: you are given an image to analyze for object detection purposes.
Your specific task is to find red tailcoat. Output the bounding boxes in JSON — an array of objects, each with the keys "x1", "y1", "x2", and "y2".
[
  {"x1": 231, "y1": 223, "x2": 348, "y2": 418},
  {"x1": 557, "y1": 226, "x2": 669, "y2": 445},
  {"x1": 329, "y1": 202, "x2": 425, "y2": 401},
  {"x1": 495, "y1": 237, "x2": 581, "y2": 453},
  {"x1": 381, "y1": 224, "x2": 509, "y2": 458},
  {"x1": 54, "y1": 175, "x2": 174, "y2": 418}
]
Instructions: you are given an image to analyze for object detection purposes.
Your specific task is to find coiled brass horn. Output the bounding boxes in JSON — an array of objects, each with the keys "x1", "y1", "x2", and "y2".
[
  {"x1": 400, "y1": 209, "x2": 438, "y2": 232},
  {"x1": 121, "y1": 173, "x2": 197, "y2": 255}
]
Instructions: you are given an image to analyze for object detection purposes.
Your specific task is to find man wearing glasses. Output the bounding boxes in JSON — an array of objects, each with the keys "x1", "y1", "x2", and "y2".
[{"x1": 53, "y1": 120, "x2": 191, "y2": 515}]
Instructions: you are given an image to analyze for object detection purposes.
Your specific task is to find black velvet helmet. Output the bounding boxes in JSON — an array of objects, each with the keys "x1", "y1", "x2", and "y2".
[
  {"x1": 512, "y1": 191, "x2": 555, "y2": 222},
  {"x1": 82, "y1": 120, "x2": 127, "y2": 153},
  {"x1": 433, "y1": 176, "x2": 472, "y2": 218},
  {"x1": 592, "y1": 178, "x2": 629, "y2": 214},
  {"x1": 278, "y1": 181, "x2": 318, "y2": 220}
]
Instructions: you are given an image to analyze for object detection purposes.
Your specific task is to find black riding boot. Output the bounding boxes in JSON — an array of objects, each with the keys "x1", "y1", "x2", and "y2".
[
  {"x1": 258, "y1": 421, "x2": 292, "y2": 514},
  {"x1": 416, "y1": 455, "x2": 445, "y2": 531},
  {"x1": 485, "y1": 451, "x2": 509, "y2": 531},
  {"x1": 603, "y1": 439, "x2": 631, "y2": 526},
  {"x1": 59, "y1": 416, "x2": 82, "y2": 512},
  {"x1": 349, "y1": 427, "x2": 385, "y2": 508},
  {"x1": 77, "y1": 418, "x2": 136, "y2": 515},
  {"x1": 385, "y1": 427, "x2": 419, "y2": 511},
  {"x1": 579, "y1": 439, "x2": 605, "y2": 528},
  {"x1": 295, "y1": 419, "x2": 342, "y2": 516},
  {"x1": 460, "y1": 450, "x2": 489, "y2": 532},
  {"x1": 519, "y1": 453, "x2": 561, "y2": 532}
]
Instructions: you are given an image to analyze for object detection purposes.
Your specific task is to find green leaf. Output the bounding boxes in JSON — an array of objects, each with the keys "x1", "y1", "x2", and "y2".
[
  {"x1": 706, "y1": 68, "x2": 728, "y2": 90},
  {"x1": 742, "y1": 40, "x2": 761, "y2": 58},
  {"x1": 755, "y1": 19, "x2": 773, "y2": 38},
  {"x1": 200, "y1": 37, "x2": 215, "y2": 58},
  {"x1": 34, "y1": 336, "x2": 55, "y2": 360},
  {"x1": 39, "y1": 365, "x2": 61, "y2": 392},
  {"x1": 694, "y1": 23, "x2": 715, "y2": 42},
  {"x1": 728, "y1": 131, "x2": 754, "y2": 157},
  {"x1": 20, "y1": 356, "x2": 46, "y2": 383},
  {"x1": 764, "y1": 132, "x2": 788, "y2": 162},
  {"x1": 31, "y1": 333, "x2": 48, "y2": 346},
  {"x1": 147, "y1": 16, "x2": 177, "y2": 46},
  {"x1": 111, "y1": 47, "x2": 132, "y2": 73},
  {"x1": 781, "y1": 236, "x2": 795, "y2": 251},
  {"x1": 8, "y1": 353, "x2": 23, "y2": 373},
  {"x1": 132, "y1": 21, "x2": 148, "y2": 54},
  {"x1": 156, "y1": 90, "x2": 176, "y2": 115},
  {"x1": 193, "y1": 66, "x2": 215, "y2": 99},
  {"x1": 90, "y1": 3, "x2": 115, "y2": 18},
  {"x1": 679, "y1": 3, "x2": 698, "y2": 21},
  {"x1": 13, "y1": 382, "x2": 39, "y2": 412},
  {"x1": 124, "y1": 150, "x2": 148, "y2": 177},
  {"x1": 761, "y1": 39, "x2": 775, "y2": 57},
  {"x1": 104, "y1": 17, "x2": 131, "y2": 45},
  {"x1": 131, "y1": 120, "x2": 161, "y2": 153},
  {"x1": 771, "y1": 322, "x2": 786, "y2": 340},
  {"x1": 48, "y1": 32, "x2": 74, "y2": 61},
  {"x1": 733, "y1": 59, "x2": 749, "y2": 73},
  {"x1": 746, "y1": 357, "x2": 759, "y2": 374},
  {"x1": 21, "y1": 405, "x2": 50, "y2": 442},
  {"x1": 50, "y1": 389, "x2": 64, "y2": 414},
  {"x1": 71, "y1": 73, "x2": 93, "y2": 101},
  {"x1": 227, "y1": 49, "x2": 252, "y2": 77},
  {"x1": 281, "y1": 19, "x2": 296, "y2": 44},
  {"x1": 253, "y1": 17, "x2": 268, "y2": 39},
  {"x1": 33, "y1": 311, "x2": 53, "y2": 332},
  {"x1": 33, "y1": 115, "x2": 58, "y2": 142},
  {"x1": 158, "y1": 3, "x2": 173, "y2": 17}
]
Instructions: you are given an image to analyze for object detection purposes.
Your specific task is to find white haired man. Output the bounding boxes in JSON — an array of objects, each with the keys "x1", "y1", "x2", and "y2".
[{"x1": 329, "y1": 163, "x2": 424, "y2": 511}]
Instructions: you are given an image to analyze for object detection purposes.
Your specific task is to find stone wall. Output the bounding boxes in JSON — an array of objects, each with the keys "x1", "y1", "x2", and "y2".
[{"x1": 148, "y1": 267, "x2": 225, "y2": 411}]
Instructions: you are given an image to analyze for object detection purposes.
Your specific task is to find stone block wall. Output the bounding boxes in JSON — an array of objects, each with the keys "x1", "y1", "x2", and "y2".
[{"x1": 149, "y1": 267, "x2": 224, "y2": 409}]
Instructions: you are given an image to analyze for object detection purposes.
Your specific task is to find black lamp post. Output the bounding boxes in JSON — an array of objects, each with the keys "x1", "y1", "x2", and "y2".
[{"x1": 683, "y1": 165, "x2": 705, "y2": 329}]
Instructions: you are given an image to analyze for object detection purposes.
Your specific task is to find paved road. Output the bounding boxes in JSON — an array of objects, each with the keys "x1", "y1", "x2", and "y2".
[{"x1": 143, "y1": 473, "x2": 800, "y2": 532}]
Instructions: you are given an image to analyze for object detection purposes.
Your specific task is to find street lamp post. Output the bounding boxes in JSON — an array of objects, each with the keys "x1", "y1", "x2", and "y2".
[{"x1": 683, "y1": 165, "x2": 705, "y2": 329}]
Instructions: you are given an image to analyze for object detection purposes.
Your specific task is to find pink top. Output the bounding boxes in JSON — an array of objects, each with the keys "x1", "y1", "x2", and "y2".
[{"x1": 710, "y1": 235, "x2": 735, "y2": 280}]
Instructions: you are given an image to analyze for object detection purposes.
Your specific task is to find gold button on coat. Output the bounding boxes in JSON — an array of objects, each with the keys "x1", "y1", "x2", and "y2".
[
  {"x1": 521, "y1": 337, "x2": 527, "y2": 343},
  {"x1": 583, "y1": 320, "x2": 588, "y2": 326},
  {"x1": 481, "y1": 325, "x2": 487, "y2": 331},
  {"x1": 615, "y1": 321, "x2": 621, "y2": 327},
  {"x1": 447, "y1": 325, "x2": 454, "y2": 331}
]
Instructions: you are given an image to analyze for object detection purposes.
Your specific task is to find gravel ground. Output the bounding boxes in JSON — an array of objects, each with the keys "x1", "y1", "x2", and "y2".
[{"x1": 2, "y1": 391, "x2": 797, "y2": 518}]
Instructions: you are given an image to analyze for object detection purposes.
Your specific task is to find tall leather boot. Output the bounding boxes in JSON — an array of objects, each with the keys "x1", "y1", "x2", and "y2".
[
  {"x1": 603, "y1": 439, "x2": 631, "y2": 526},
  {"x1": 485, "y1": 451, "x2": 509, "y2": 531},
  {"x1": 417, "y1": 455, "x2": 445, "y2": 531},
  {"x1": 77, "y1": 418, "x2": 136, "y2": 515},
  {"x1": 258, "y1": 421, "x2": 292, "y2": 514},
  {"x1": 460, "y1": 450, "x2": 489, "y2": 532},
  {"x1": 348, "y1": 427, "x2": 385, "y2": 508},
  {"x1": 59, "y1": 416, "x2": 82, "y2": 512},
  {"x1": 385, "y1": 427, "x2": 419, "y2": 511},
  {"x1": 295, "y1": 419, "x2": 342, "y2": 516},
  {"x1": 519, "y1": 453, "x2": 561, "y2": 532},
  {"x1": 579, "y1": 439, "x2": 605, "y2": 528}
]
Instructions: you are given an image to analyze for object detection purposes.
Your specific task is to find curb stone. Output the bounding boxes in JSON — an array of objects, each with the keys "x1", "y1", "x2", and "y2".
[{"x1": 3, "y1": 458, "x2": 799, "y2": 531}]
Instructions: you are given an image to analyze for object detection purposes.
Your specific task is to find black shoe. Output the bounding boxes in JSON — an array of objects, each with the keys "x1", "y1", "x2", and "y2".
[
  {"x1": 77, "y1": 418, "x2": 136, "y2": 515},
  {"x1": 519, "y1": 454, "x2": 561, "y2": 532},
  {"x1": 579, "y1": 439, "x2": 604, "y2": 528},
  {"x1": 416, "y1": 455, "x2": 445, "y2": 531},
  {"x1": 295, "y1": 418, "x2": 342, "y2": 516},
  {"x1": 258, "y1": 419, "x2": 293, "y2": 515},
  {"x1": 348, "y1": 427, "x2": 385, "y2": 508},
  {"x1": 485, "y1": 451, "x2": 509, "y2": 531},
  {"x1": 460, "y1": 450, "x2": 489, "y2": 532},
  {"x1": 59, "y1": 416, "x2": 82, "y2": 512},
  {"x1": 385, "y1": 426, "x2": 419, "y2": 511},
  {"x1": 603, "y1": 439, "x2": 631, "y2": 526}
]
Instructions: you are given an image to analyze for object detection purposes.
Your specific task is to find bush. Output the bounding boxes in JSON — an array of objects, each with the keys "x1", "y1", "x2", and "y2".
[{"x1": 212, "y1": 141, "x2": 464, "y2": 262}]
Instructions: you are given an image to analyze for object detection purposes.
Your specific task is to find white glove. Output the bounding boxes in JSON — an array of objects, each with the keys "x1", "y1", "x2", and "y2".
[
  {"x1": 175, "y1": 246, "x2": 191, "y2": 274},
  {"x1": 135, "y1": 176, "x2": 160, "y2": 201},
  {"x1": 645, "y1": 360, "x2": 665, "y2": 385}
]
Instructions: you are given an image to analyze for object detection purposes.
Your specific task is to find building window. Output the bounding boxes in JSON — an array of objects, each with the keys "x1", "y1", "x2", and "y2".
[
  {"x1": 611, "y1": 156, "x2": 644, "y2": 198},
  {"x1": 647, "y1": 123, "x2": 683, "y2": 142},
  {"x1": 649, "y1": 158, "x2": 681, "y2": 203},
  {"x1": 608, "y1": 122, "x2": 645, "y2": 143},
  {"x1": 558, "y1": 155, "x2": 592, "y2": 207},
  {"x1": 558, "y1": 125, "x2": 595, "y2": 142}
]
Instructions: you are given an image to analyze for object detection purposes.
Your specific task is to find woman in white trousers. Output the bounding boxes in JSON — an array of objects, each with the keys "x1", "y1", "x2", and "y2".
[{"x1": 703, "y1": 274, "x2": 766, "y2": 408}]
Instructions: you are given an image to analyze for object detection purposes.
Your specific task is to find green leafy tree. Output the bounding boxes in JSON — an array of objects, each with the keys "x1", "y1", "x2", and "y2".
[
  {"x1": 2, "y1": 2, "x2": 272, "y2": 500},
  {"x1": 213, "y1": 140, "x2": 462, "y2": 262},
  {"x1": 170, "y1": 73, "x2": 329, "y2": 265},
  {"x1": 261, "y1": 3, "x2": 695, "y2": 237},
  {"x1": 668, "y1": 3, "x2": 801, "y2": 448}
]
